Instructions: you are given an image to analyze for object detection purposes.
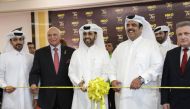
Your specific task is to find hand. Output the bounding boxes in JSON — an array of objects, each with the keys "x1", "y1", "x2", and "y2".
[
  {"x1": 163, "y1": 103, "x2": 170, "y2": 109},
  {"x1": 30, "y1": 84, "x2": 38, "y2": 94},
  {"x1": 111, "y1": 80, "x2": 121, "y2": 92},
  {"x1": 130, "y1": 77, "x2": 142, "y2": 89},
  {"x1": 4, "y1": 86, "x2": 16, "y2": 93},
  {"x1": 78, "y1": 80, "x2": 87, "y2": 92}
]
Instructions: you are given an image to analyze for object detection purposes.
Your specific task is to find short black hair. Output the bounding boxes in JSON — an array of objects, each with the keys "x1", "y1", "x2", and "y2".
[{"x1": 27, "y1": 42, "x2": 34, "y2": 45}]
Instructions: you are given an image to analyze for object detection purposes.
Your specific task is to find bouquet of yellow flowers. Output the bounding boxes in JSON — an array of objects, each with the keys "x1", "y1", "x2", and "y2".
[{"x1": 87, "y1": 77, "x2": 110, "y2": 109}]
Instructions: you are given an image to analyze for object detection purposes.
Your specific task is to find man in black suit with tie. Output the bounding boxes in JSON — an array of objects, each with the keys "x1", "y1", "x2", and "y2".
[
  {"x1": 161, "y1": 21, "x2": 190, "y2": 109},
  {"x1": 29, "y1": 27, "x2": 74, "y2": 109}
]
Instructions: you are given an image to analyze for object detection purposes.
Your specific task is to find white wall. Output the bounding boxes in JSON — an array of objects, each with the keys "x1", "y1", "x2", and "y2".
[
  {"x1": 0, "y1": 0, "x2": 159, "y2": 12},
  {"x1": 0, "y1": 12, "x2": 32, "y2": 52}
]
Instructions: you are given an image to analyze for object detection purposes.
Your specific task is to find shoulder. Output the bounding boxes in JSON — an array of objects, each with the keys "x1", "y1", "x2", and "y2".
[
  {"x1": 0, "y1": 51, "x2": 14, "y2": 57},
  {"x1": 61, "y1": 46, "x2": 75, "y2": 57},
  {"x1": 167, "y1": 46, "x2": 180, "y2": 55},
  {"x1": 117, "y1": 41, "x2": 128, "y2": 47},
  {"x1": 142, "y1": 38, "x2": 157, "y2": 45},
  {"x1": 115, "y1": 41, "x2": 128, "y2": 51},
  {"x1": 35, "y1": 46, "x2": 50, "y2": 55},
  {"x1": 62, "y1": 45, "x2": 75, "y2": 53},
  {"x1": 25, "y1": 53, "x2": 34, "y2": 58},
  {"x1": 35, "y1": 46, "x2": 49, "y2": 53}
]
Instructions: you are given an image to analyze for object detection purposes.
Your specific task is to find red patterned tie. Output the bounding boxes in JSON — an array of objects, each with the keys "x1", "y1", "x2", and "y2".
[
  {"x1": 180, "y1": 48, "x2": 188, "y2": 74},
  {"x1": 54, "y1": 48, "x2": 59, "y2": 74}
]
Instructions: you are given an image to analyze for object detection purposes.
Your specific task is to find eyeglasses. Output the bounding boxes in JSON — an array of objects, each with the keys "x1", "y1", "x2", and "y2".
[{"x1": 11, "y1": 37, "x2": 24, "y2": 42}]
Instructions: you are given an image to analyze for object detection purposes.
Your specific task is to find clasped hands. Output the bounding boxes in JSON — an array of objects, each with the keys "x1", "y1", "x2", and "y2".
[
  {"x1": 4, "y1": 86, "x2": 16, "y2": 93},
  {"x1": 78, "y1": 80, "x2": 87, "y2": 92}
]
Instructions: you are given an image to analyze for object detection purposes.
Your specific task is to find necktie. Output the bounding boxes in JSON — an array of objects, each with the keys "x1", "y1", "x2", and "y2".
[
  {"x1": 180, "y1": 48, "x2": 188, "y2": 74},
  {"x1": 54, "y1": 48, "x2": 59, "y2": 74}
]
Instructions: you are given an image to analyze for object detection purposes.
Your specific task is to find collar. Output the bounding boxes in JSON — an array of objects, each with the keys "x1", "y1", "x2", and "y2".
[
  {"x1": 12, "y1": 49, "x2": 25, "y2": 55},
  {"x1": 128, "y1": 35, "x2": 143, "y2": 45},
  {"x1": 181, "y1": 47, "x2": 190, "y2": 51},
  {"x1": 50, "y1": 44, "x2": 61, "y2": 51}
]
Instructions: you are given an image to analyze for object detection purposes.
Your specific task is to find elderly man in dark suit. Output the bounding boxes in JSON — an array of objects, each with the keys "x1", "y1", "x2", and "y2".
[
  {"x1": 161, "y1": 21, "x2": 190, "y2": 109},
  {"x1": 29, "y1": 27, "x2": 74, "y2": 109}
]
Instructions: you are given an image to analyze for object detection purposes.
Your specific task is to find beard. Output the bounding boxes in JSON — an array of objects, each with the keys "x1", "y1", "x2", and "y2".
[
  {"x1": 83, "y1": 38, "x2": 95, "y2": 47},
  {"x1": 156, "y1": 37, "x2": 165, "y2": 44},
  {"x1": 14, "y1": 44, "x2": 23, "y2": 51}
]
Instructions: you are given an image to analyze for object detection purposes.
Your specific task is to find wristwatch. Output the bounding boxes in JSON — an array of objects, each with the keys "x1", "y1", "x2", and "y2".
[{"x1": 138, "y1": 76, "x2": 145, "y2": 84}]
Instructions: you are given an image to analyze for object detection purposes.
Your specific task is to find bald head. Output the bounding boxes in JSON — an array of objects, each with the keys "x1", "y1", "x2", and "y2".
[{"x1": 47, "y1": 27, "x2": 61, "y2": 47}]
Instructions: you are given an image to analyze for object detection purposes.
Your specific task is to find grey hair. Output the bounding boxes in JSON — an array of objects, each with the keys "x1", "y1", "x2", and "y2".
[{"x1": 176, "y1": 21, "x2": 190, "y2": 29}]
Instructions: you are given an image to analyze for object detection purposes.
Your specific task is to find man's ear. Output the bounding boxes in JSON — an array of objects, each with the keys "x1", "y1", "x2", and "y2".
[
  {"x1": 10, "y1": 40, "x2": 13, "y2": 46},
  {"x1": 94, "y1": 34, "x2": 97, "y2": 40}
]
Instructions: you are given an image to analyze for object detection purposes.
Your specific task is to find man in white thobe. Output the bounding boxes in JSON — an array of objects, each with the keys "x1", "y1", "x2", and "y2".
[
  {"x1": 154, "y1": 25, "x2": 177, "y2": 58},
  {"x1": 0, "y1": 28, "x2": 33, "y2": 109},
  {"x1": 154, "y1": 25, "x2": 177, "y2": 109},
  {"x1": 68, "y1": 24, "x2": 111, "y2": 109},
  {"x1": 109, "y1": 15, "x2": 163, "y2": 109}
]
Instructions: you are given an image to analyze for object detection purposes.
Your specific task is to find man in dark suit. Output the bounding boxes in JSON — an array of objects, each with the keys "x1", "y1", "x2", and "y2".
[
  {"x1": 29, "y1": 27, "x2": 74, "y2": 109},
  {"x1": 161, "y1": 21, "x2": 190, "y2": 109}
]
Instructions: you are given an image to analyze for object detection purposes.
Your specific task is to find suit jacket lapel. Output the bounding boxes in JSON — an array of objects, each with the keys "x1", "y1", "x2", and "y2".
[
  {"x1": 176, "y1": 47, "x2": 190, "y2": 76},
  {"x1": 46, "y1": 46, "x2": 56, "y2": 73},
  {"x1": 58, "y1": 45, "x2": 67, "y2": 73},
  {"x1": 175, "y1": 47, "x2": 182, "y2": 76},
  {"x1": 185, "y1": 50, "x2": 190, "y2": 75}
]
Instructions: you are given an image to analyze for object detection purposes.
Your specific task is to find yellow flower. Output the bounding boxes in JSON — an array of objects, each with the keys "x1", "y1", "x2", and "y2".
[{"x1": 87, "y1": 77, "x2": 110, "y2": 109}]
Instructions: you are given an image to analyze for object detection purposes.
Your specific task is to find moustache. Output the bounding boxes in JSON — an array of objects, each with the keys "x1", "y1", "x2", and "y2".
[
  {"x1": 156, "y1": 37, "x2": 163, "y2": 40},
  {"x1": 16, "y1": 44, "x2": 23, "y2": 46},
  {"x1": 84, "y1": 38, "x2": 91, "y2": 41}
]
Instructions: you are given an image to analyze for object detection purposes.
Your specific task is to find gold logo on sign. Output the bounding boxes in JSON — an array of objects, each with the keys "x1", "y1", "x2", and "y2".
[
  {"x1": 102, "y1": 27, "x2": 108, "y2": 34},
  {"x1": 183, "y1": 2, "x2": 190, "y2": 7},
  {"x1": 185, "y1": 10, "x2": 190, "y2": 17},
  {"x1": 101, "y1": 9, "x2": 107, "y2": 16},
  {"x1": 116, "y1": 26, "x2": 124, "y2": 32},
  {"x1": 166, "y1": 2, "x2": 173, "y2": 10},
  {"x1": 151, "y1": 23, "x2": 157, "y2": 29},
  {"x1": 87, "y1": 19, "x2": 93, "y2": 24},
  {"x1": 147, "y1": 5, "x2": 157, "y2": 11},
  {"x1": 149, "y1": 14, "x2": 156, "y2": 22},
  {"x1": 71, "y1": 21, "x2": 79, "y2": 27},
  {"x1": 57, "y1": 14, "x2": 65, "y2": 19},
  {"x1": 100, "y1": 19, "x2": 109, "y2": 24},
  {"x1": 72, "y1": 12, "x2": 78, "y2": 19},
  {"x1": 59, "y1": 21, "x2": 64, "y2": 28},
  {"x1": 60, "y1": 30, "x2": 66, "y2": 36},
  {"x1": 117, "y1": 34, "x2": 124, "y2": 40},
  {"x1": 132, "y1": 6, "x2": 139, "y2": 13},
  {"x1": 72, "y1": 37, "x2": 80, "y2": 43},
  {"x1": 165, "y1": 13, "x2": 174, "y2": 19},
  {"x1": 103, "y1": 35, "x2": 109, "y2": 42},
  {"x1": 117, "y1": 17, "x2": 123, "y2": 23},
  {"x1": 169, "y1": 32, "x2": 174, "y2": 37},
  {"x1": 115, "y1": 8, "x2": 124, "y2": 14},
  {"x1": 85, "y1": 11, "x2": 93, "y2": 17},
  {"x1": 73, "y1": 29, "x2": 79, "y2": 35},
  {"x1": 166, "y1": 22, "x2": 173, "y2": 29}
]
